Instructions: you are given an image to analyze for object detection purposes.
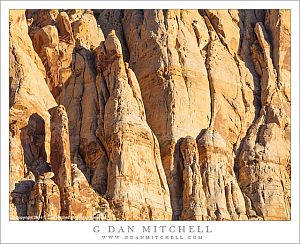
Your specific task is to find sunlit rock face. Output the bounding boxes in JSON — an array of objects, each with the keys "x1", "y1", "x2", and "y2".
[{"x1": 9, "y1": 9, "x2": 290, "y2": 221}]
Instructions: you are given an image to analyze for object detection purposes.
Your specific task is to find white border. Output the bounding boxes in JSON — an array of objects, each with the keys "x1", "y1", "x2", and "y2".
[{"x1": 1, "y1": 1, "x2": 299, "y2": 243}]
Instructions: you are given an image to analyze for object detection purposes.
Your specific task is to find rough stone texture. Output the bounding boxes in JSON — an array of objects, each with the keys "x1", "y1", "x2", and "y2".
[
  {"x1": 28, "y1": 10, "x2": 107, "y2": 187},
  {"x1": 48, "y1": 105, "x2": 115, "y2": 220},
  {"x1": 198, "y1": 130, "x2": 248, "y2": 220},
  {"x1": 9, "y1": 10, "x2": 57, "y2": 220},
  {"x1": 94, "y1": 30, "x2": 172, "y2": 220},
  {"x1": 179, "y1": 137, "x2": 208, "y2": 220},
  {"x1": 27, "y1": 172, "x2": 61, "y2": 220},
  {"x1": 10, "y1": 172, "x2": 35, "y2": 220},
  {"x1": 265, "y1": 10, "x2": 291, "y2": 102},
  {"x1": 9, "y1": 9, "x2": 290, "y2": 221},
  {"x1": 69, "y1": 164, "x2": 116, "y2": 220},
  {"x1": 32, "y1": 25, "x2": 60, "y2": 92},
  {"x1": 237, "y1": 18, "x2": 291, "y2": 220},
  {"x1": 121, "y1": 10, "x2": 212, "y2": 219},
  {"x1": 49, "y1": 105, "x2": 72, "y2": 217},
  {"x1": 9, "y1": 10, "x2": 114, "y2": 221}
]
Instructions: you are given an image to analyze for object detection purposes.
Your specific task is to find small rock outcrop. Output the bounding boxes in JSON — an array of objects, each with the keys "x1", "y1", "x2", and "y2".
[{"x1": 27, "y1": 172, "x2": 61, "y2": 220}]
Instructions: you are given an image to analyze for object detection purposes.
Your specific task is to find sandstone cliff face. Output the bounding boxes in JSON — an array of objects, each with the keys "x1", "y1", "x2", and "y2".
[
  {"x1": 237, "y1": 12, "x2": 291, "y2": 220},
  {"x1": 10, "y1": 10, "x2": 114, "y2": 221},
  {"x1": 9, "y1": 9, "x2": 290, "y2": 221},
  {"x1": 9, "y1": 10, "x2": 57, "y2": 219},
  {"x1": 94, "y1": 31, "x2": 171, "y2": 220}
]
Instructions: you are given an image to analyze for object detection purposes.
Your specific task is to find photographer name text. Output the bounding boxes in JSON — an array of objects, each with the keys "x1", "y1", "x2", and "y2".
[{"x1": 93, "y1": 224, "x2": 212, "y2": 234}]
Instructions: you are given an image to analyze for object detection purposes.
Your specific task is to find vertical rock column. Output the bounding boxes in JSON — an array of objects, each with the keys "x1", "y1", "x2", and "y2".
[
  {"x1": 198, "y1": 130, "x2": 247, "y2": 220},
  {"x1": 49, "y1": 105, "x2": 72, "y2": 218},
  {"x1": 179, "y1": 136, "x2": 208, "y2": 220},
  {"x1": 94, "y1": 30, "x2": 172, "y2": 220},
  {"x1": 48, "y1": 104, "x2": 115, "y2": 220}
]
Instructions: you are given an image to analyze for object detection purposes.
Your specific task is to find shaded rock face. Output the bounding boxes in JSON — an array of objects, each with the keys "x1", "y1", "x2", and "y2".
[
  {"x1": 9, "y1": 10, "x2": 114, "y2": 221},
  {"x1": 27, "y1": 172, "x2": 61, "y2": 221},
  {"x1": 9, "y1": 10, "x2": 57, "y2": 220},
  {"x1": 9, "y1": 9, "x2": 290, "y2": 221}
]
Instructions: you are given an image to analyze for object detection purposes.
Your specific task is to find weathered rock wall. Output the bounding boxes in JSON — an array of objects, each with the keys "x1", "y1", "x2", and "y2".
[{"x1": 9, "y1": 9, "x2": 291, "y2": 221}]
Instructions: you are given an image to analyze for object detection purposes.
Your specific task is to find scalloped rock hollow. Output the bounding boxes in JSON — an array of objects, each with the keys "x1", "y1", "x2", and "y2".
[{"x1": 9, "y1": 9, "x2": 290, "y2": 221}]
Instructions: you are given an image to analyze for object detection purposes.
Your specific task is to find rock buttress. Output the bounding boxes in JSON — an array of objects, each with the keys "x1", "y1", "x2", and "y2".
[{"x1": 94, "y1": 30, "x2": 172, "y2": 220}]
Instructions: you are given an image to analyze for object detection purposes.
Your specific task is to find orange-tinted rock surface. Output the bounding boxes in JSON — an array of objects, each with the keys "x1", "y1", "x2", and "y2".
[
  {"x1": 9, "y1": 9, "x2": 291, "y2": 221},
  {"x1": 94, "y1": 30, "x2": 171, "y2": 220}
]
